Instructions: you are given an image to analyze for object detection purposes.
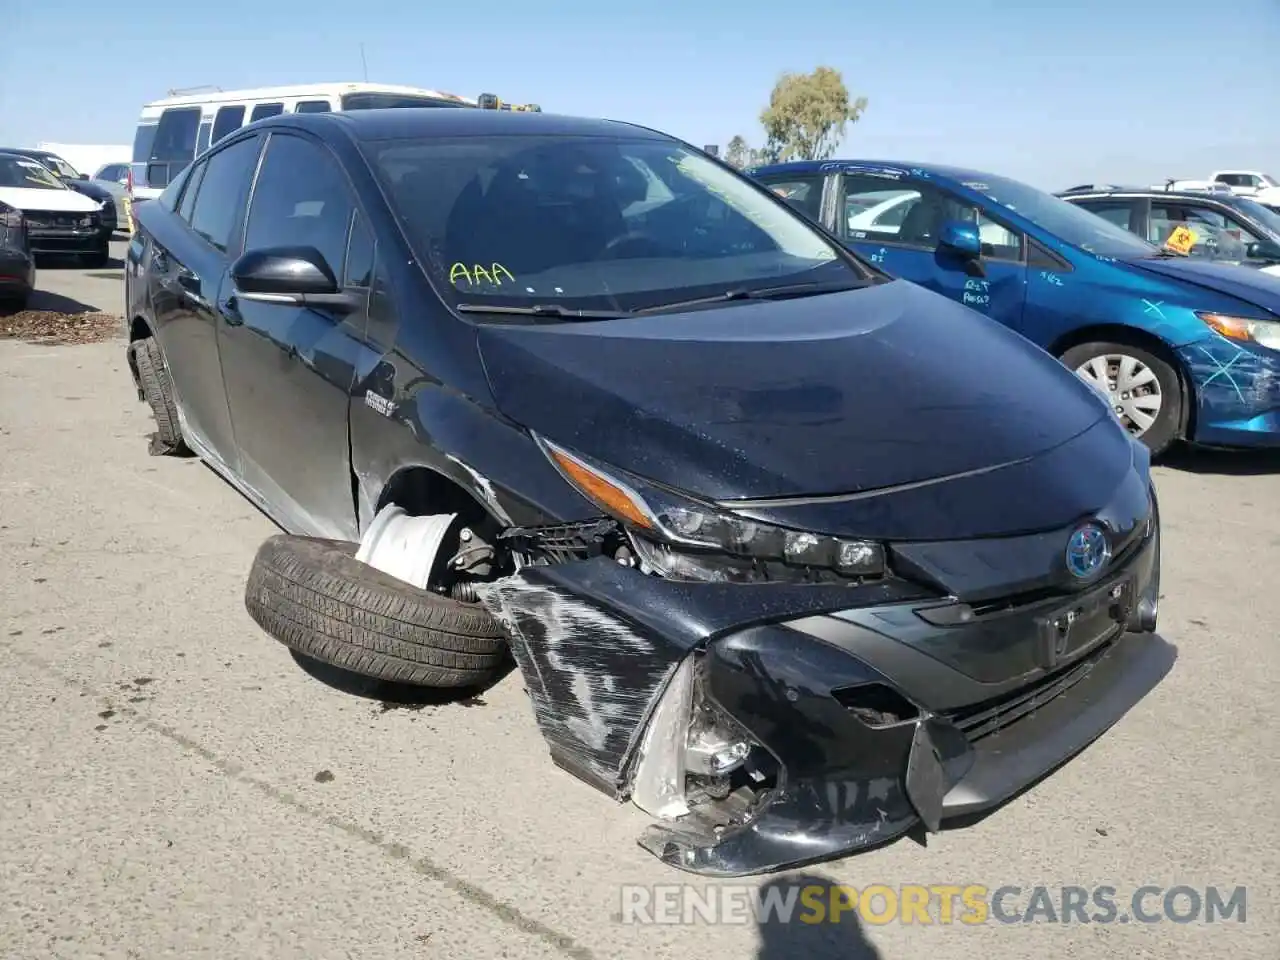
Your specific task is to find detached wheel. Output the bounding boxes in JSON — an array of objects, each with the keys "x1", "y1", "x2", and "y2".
[
  {"x1": 128, "y1": 335, "x2": 189, "y2": 456},
  {"x1": 245, "y1": 535, "x2": 509, "y2": 688},
  {"x1": 1062, "y1": 340, "x2": 1182, "y2": 456}
]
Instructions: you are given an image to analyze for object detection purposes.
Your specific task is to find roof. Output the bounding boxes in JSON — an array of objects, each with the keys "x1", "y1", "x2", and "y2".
[
  {"x1": 143, "y1": 82, "x2": 473, "y2": 109},
  {"x1": 1059, "y1": 187, "x2": 1247, "y2": 203},
  {"x1": 0, "y1": 147, "x2": 55, "y2": 157},
  {"x1": 264, "y1": 108, "x2": 668, "y2": 143},
  {"x1": 748, "y1": 158, "x2": 1005, "y2": 184}
]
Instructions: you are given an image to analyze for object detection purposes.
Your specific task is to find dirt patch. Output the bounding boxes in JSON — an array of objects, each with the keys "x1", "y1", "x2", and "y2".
[{"x1": 0, "y1": 310, "x2": 122, "y2": 345}]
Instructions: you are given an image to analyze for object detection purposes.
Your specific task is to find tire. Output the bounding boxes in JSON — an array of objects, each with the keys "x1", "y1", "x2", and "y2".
[
  {"x1": 245, "y1": 535, "x2": 510, "y2": 688},
  {"x1": 128, "y1": 335, "x2": 189, "y2": 456},
  {"x1": 1061, "y1": 340, "x2": 1183, "y2": 457}
]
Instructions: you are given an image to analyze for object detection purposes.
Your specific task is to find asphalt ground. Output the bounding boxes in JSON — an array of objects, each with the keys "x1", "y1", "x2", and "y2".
[{"x1": 1, "y1": 243, "x2": 1276, "y2": 959}]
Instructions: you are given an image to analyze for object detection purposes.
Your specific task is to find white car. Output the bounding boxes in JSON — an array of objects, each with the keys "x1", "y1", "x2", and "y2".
[
  {"x1": 0, "y1": 153, "x2": 110, "y2": 265},
  {"x1": 1209, "y1": 170, "x2": 1280, "y2": 206}
]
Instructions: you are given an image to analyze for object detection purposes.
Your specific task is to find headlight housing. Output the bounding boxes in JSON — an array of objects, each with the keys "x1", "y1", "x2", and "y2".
[
  {"x1": 1197, "y1": 311, "x2": 1280, "y2": 351},
  {"x1": 0, "y1": 201, "x2": 23, "y2": 229},
  {"x1": 536, "y1": 435, "x2": 885, "y2": 583}
]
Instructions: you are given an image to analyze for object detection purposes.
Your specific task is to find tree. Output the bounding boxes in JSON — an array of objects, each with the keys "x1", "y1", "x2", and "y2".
[
  {"x1": 759, "y1": 67, "x2": 868, "y2": 162},
  {"x1": 724, "y1": 135, "x2": 750, "y2": 169}
]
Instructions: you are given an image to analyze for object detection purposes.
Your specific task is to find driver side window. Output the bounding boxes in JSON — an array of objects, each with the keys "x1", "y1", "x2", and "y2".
[{"x1": 839, "y1": 174, "x2": 1023, "y2": 260}]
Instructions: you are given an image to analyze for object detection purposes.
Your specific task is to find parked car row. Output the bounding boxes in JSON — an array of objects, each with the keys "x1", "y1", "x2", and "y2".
[
  {"x1": 124, "y1": 106, "x2": 1168, "y2": 878},
  {"x1": 0, "y1": 152, "x2": 111, "y2": 275},
  {"x1": 751, "y1": 159, "x2": 1280, "y2": 455}
]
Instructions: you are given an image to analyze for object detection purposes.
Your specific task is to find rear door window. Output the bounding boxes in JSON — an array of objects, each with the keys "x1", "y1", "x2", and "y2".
[
  {"x1": 177, "y1": 160, "x2": 207, "y2": 223},
  {"x1": 752, "y1": 173, "x2": 826, "y2": 223},
  {"x1": 212, "y1": 105, "x2": 246, "y2": 144},
  {"x1": 250, "y1": 102, "x2": 285, "y2": 122},
  {"x1": 1072, "y1": 200, "x2": 1138, "y2": 232},
  {"x1": 187, "y1": 135, "x2": 263, "y2": 253},
  {"x1": 294, "y1": 100, "x2": 333, "y2": 113}
]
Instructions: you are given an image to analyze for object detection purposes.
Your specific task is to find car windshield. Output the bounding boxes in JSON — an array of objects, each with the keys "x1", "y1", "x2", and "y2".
[
  {"x1": 964, "y1": 174, "x2": 1160, "y2": 259},
  {"x1": 40, "y1": 155, "x2": 80, "y2": 178},
  {"x1": 0, "y1": 156, "x2": 65, "y2": 190},
  {"x1": 1230, "y1": 196, "x2": 1280, "y2": 238},
  {"x1": 367, "y1": 134, "x2": 860, "y2": 317}
]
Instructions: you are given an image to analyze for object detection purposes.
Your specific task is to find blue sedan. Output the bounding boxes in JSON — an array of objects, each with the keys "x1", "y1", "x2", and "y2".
[{"x1": 751, "y1": 160, "x2": 1280, "y2": 455}]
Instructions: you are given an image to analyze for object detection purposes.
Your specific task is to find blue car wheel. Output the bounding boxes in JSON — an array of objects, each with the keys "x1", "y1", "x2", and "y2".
[{"x1": 1062, "y1": 340, "x2": 1182, "y2": 456}]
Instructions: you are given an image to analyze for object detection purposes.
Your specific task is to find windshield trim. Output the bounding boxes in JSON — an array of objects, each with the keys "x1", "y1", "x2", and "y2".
[{"x1": 367, "y1": 132, "x2": 885, "y2": 323}]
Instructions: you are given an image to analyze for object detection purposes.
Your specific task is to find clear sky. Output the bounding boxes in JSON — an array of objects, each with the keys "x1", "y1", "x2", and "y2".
[{"x1": 3, "y1": 0, "x2": 1278, "y2": 190}]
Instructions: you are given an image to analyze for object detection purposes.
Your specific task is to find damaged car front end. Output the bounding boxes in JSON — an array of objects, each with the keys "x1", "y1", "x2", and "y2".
[{"x1": 478, "y1": 415, "x2": 1167, "y2": 878}]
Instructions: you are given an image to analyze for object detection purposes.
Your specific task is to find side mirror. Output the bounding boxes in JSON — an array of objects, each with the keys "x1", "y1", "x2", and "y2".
[
  {"x1": 1246, "y1": 240, "x2": 1280, "y2": 262},
  {"x1": 77, "y1": 173, "x2": 89, "y2": 181},
  {"x1": 230, "y1": 245, "x2": 359, "y2": 313},
  {"x1": 938, "y1": 219, "x2": 982, "y2": 259}
]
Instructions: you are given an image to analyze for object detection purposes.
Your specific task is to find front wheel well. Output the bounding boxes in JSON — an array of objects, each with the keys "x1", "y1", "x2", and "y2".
[
  {"x1": 374, "y1": 465, "x2": 505, "y2": 540},
  {"x1": 1047, "y1": 324, "x2": 1193, "y2": 442}
]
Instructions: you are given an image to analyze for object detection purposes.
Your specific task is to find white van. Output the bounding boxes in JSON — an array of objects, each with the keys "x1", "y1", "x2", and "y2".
[{"x1": 128, "y1": 81, "x2": 540, "y2": 202}]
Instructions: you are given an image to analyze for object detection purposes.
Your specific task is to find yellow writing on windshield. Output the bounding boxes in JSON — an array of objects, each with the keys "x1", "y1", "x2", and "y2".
[{"x1": 450, "y1": 262, "x2": 516, "y2": 286}]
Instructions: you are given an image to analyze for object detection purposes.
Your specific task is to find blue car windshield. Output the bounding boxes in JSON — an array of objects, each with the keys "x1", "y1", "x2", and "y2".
[
  {"x1": 964, "y1": 174, "x2": 1160, "y2": 259},
  {"x1": 367, "y1": 134, "x2": 862, "y2": 316}
]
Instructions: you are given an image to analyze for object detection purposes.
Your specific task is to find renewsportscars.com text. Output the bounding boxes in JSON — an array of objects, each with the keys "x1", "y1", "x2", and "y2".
[{"x1": 619, "y1": 883, "x2": 1247, "y2": 926}]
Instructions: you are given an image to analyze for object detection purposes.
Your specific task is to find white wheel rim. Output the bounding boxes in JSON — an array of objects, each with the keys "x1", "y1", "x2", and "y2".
[
  {"x1": 1074, "y1": 353, "x2": 1163, "y2": 437},
  {"x1": 354, "y1": 505, "x2": 458, "y2": 590}
]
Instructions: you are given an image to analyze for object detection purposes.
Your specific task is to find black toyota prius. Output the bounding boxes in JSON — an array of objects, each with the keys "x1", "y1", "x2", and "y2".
[{"x1": 124, "y1": 107, "x2": 1172, "y2": 877}]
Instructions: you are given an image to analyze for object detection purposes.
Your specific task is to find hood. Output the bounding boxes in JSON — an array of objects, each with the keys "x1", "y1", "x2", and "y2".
[
  {"x1": 476, "y1": 280, "x2": 1109, "y2": 505},
  {"x1": 65, "y1": 180, "x2": 112, "y2": 202},
  {"x1": 0, "y1": 186, "x2": 100, "y2": 214},
  {"x1": 1127, "y1": 256, "x2": 1280, "y2": 317}
]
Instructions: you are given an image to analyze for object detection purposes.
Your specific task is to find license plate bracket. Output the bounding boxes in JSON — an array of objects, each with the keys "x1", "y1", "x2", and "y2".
[{"x1": 1035, "y1": 577, "x2": 1133, "y2": 669}]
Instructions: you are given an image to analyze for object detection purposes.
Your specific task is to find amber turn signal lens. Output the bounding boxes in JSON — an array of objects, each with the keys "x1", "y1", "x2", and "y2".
[{"x1": 548, "y1": 448, "x2": 655, "y2": 530}]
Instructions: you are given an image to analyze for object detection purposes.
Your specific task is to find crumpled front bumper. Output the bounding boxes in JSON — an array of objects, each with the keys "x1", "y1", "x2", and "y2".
[{"x1": 478, "y1": 506, "x2": 1172, "y2": 878}]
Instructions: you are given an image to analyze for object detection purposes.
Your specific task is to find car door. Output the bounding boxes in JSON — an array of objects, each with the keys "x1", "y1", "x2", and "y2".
[
  {"x1": 834, "y1": 172, "x2": 1029, "y2": 333},
  {"x1": 147, "y1": 133, "x2": 262, "y2": 470},
  {"x1": 215, "y1": 130, "x2": 370, "y2": 540}
]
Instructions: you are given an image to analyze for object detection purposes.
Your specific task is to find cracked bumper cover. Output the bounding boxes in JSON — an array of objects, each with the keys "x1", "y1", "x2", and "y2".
[{"x1": 480, "y1": 512, "x2": 1171, "y2": 878}]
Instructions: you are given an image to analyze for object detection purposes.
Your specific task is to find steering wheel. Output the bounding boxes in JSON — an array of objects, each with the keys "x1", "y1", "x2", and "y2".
[{"x1": 597, "y1": 231, "x2": 667, "y2": 259}]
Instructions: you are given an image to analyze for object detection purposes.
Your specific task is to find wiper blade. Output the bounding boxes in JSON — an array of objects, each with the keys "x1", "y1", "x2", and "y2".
[
  {"x1": 634, "y1": 280, "x2": 864, "y2": 316},
  {"x1": 455, "y1": 302, "x2": 631, "y2": 319}
]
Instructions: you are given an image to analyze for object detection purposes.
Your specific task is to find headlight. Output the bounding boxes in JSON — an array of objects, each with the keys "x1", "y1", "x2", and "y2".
[
  {"x1": 1197, "y1": 311, "x2": 1280, "y2": 350},
  {"x1": 0, "y1": 201, "x2": 21, "y2": 229},
  {"x1": 537, "y1": 435, "x2": 885, "y2": 583}
]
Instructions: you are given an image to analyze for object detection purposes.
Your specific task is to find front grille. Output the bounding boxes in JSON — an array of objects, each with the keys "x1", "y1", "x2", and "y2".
[
  {"x1": 943, "y1": 637, "x2": 1117, "y2": 742},
  {"x1": 26, "y1": 211, "x2": 95, "y2": 230}
]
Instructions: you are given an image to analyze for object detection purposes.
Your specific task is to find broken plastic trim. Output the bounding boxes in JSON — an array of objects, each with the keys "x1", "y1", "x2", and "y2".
[{"x1": 629, "y1": 652, "x2": 781, "y2": 851}]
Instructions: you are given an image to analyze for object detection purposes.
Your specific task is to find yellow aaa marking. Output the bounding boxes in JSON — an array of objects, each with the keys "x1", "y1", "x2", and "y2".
[{"x1": 449, "y1": 262, "x2": 516, "y2": 286}]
